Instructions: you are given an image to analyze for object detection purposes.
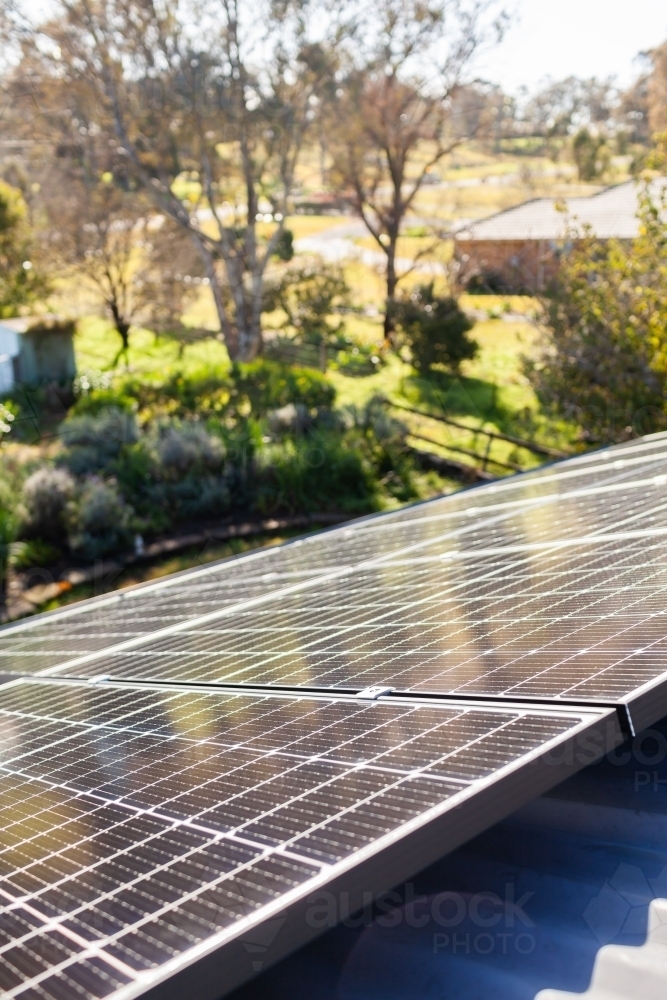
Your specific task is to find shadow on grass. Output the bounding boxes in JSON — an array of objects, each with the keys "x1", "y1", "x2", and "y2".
[
  {"x1": 399, "y1": 370, "x2": 581, "y2": 455},
  {"x1": 400, "y1": 371, "x2": 513, "y2": 430}
]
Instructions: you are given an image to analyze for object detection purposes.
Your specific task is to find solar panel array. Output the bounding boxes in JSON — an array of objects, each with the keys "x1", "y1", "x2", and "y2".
[{"x1": 1, "y1": 432, "x2": 667, "y2": 998}]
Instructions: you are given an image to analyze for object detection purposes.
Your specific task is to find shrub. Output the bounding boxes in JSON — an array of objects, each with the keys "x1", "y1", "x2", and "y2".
[
  {"x1": 70, "y1": 387, "x2": 136, "y2": 416},
  {"x1": 9, "y1": 539, "x2": 61, "y2": 569},
  {"x1": 232, "y1": 359, "x2": 335, "y2": 415},
  {"x1": 392, "y1": 283, "x2": 478, "y2": 374},
  {"x1": 58, "y1": 407, "x2": 138, "y2": 475},
  {"x1": 22, "y1": 467, "x2": 76, "y2": 542},
  {"x1": 155, "y1": 422, "x2": 225, "y2": 479},
  {"x1": 273, "y1": 228, "x2": 294, "y2": 261},
  {"x1": 341, "y1": 397, "x2": 420, "y2": 504},
  {"x1": 254, "y1": 434, "x2": 377, "y2": 515},
  {"x1": 119, "y1": 370, "x2": 233, "y2": 420},
  {"x1": 67, "y1": 478, "x2": 133, "y2": 560},
  {"x1": 263, "y1": 257, "x2": 351, "y2": 345},
  {"x1": 525, "y1": 183, "x2": 667, "y2": 442},
  {"x1": 73, "y1": 368, "x2": 114, "y2": 398},
  {"x1": 145, "y1": 476, "x2": 232, "y2": 522}
]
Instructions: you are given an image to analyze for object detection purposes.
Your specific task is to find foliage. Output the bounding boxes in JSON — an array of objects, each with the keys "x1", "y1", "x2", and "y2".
[
  {"x1": 0, "y1": 403, "x2": 15, "y2": 440},
  {"x1": 273, "y1": 229, "x2": 294, "y2": 262},
  {"x1": 339, "y1": 396, "x2": 421, "y2": 504},
  {"x1": 0, "y1": 486, "x2": 18, "y2": 605},
  {"x1": 231, "y1": 360, "x2": 336, "y2": 415},
  {"x1": 571, "y1": 128, "x2": 610, "y2": 182},
  {"x1": 254, "y1": 434, "x2": 377, "y2": 515},
  {"x1": 155, "y1": 422, "x2": 225, "y2": 479},
  {"x1": 525, "y1": 184, "x2": 667, "y2": 442},
  {"x1": 263, "y1": 258, "x2": 352, "y2": 345},
  {"x1": 392, "y1": 283, "x2": 478, "y2": 374},
  {"x1": 73, "y1": 369, "x2": 114, "y2": 398},
  {"x1": 58, "y1": 408, "x2": 138, "y2": 476},
  {"x1": 0, "y1": 179, "x2": 48, "y2": 317},
  {"x1": 66, "y1": 478, "x2": 133, "y2": 561},
  {"x1": 71, "y1": 388, "x2": 137, "y2": 417},
  {"x1": 9, "y1": 539, "x2": 61, "y2": 570},
  {"x1": 21, "y1": 467, "x2": 77, "y2": 543}
]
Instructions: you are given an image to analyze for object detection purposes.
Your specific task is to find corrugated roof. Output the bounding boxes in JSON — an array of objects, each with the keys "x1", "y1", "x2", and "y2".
[{"x1": 455, "y1": 180, "x2": 667, "y2": 242}]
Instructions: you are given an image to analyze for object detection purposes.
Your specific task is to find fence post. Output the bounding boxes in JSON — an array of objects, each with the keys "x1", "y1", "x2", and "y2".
[
  {"x1": 482, "y1": 435, "x2": 493, "y2": 472},
  {"x1": 319, "y1": 340, "x2": 327, "y2": 373}
]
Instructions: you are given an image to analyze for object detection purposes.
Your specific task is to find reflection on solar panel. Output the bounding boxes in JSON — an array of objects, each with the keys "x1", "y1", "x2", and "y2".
[
  {"x1": 0, "y1": 679, "x2": 618, "y2": 999},
  {"x1": 1, "y1": 433, "x2": 667, "y2": 997}
]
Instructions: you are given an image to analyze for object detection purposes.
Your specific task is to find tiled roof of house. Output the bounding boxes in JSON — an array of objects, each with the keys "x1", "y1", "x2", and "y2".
[{"x1": 455, "y1": 179, "x2": 667, "y2": 242}]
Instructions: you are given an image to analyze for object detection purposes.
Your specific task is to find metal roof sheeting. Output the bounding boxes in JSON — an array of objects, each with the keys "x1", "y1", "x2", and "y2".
[
  {"x1": 537, "y1": 899, "x2": 667, "y2": 1000},
  {"x1": 455, "y1": 180, "x2": 667, "y2": 242}
]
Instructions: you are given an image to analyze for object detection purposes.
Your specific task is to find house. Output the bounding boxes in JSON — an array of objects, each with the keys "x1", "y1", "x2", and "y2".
[
  {"x1": 0, "y1": 316, "x2": 76, "y2": 392},
  {"x1": 454, "y1": 179, "x2": 666, "y2": 293}
]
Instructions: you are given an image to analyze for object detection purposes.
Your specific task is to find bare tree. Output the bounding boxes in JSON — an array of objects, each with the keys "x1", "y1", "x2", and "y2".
[
  {"x1": 521, "y1": 76, "x2": 617, "y2": 138},
  {"x1": 326, "y1": 0, "x2": 509, "y2": 342},
  {"x1": 10, "y1": 0, "x2": 336, "y2": 361},
  {"x1": 44, "y1": 170, "x2": 205, "y2": 360}
]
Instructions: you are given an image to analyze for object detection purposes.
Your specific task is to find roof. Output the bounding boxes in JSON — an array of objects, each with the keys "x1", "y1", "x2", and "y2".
[
  {"x1": 0, "y1": 317, "x2": 31, "y2": 334},
  {"x1": 455, "y1": 179, "x2": 667, "y2": 242},
  {"x1": 0, "y1": 315, "x2": 64, "y2": 335}
]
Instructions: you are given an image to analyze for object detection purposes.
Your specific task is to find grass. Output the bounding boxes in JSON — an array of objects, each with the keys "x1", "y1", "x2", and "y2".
[{"x1": 74, "y1": 316, "x2": 229, "y2": 376}]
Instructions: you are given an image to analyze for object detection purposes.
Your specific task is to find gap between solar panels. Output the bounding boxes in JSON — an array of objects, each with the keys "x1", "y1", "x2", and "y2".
[
  {"x1": 78, "y1": 675, "x2": 637, "y2": 740},
  {"x1": 0, "y1": 675, "x2": 624, "y2": 1000}
]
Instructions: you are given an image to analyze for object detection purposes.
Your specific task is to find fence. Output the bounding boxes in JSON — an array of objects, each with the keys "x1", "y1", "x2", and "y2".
[{"x1": 386, "y1": 399, "x2": 571, "y2": 477}]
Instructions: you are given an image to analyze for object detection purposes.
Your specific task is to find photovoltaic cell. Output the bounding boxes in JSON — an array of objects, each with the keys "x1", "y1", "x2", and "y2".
[{"x1": 0, "y1": 678, "x2": 618, "y2": 1000}]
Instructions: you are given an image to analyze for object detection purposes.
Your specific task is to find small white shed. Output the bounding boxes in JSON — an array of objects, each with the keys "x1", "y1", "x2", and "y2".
[
  {"x1": 0, "y1": 318, "x2": 23, "y2": 393},
  {"x1": 0, "y1": 317, "x2": 76, "y2": 391}
]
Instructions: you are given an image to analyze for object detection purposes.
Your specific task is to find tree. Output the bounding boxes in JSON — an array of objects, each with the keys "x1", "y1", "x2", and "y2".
[
  {"x1": 11, "y1": 0, "x2": 335, "y2": 361},
  {"x1": 521, "y1": 76, "x2": 617, "y2": 138},
  {"x1": 0, "y1": 179, "x2": 48, "y2": 316},
  {"x1": 327, "y1": 0, "x2": 508, "y2": 343},
  {"x1": 648, "y1": 40, "x2": 667, "y2": 136},
  {"x1": 525, "y1": 183, "x2": 667, "y2": 443},
  {"x1": 571, "y1": 127, "x2": 610, "y2": 182},
  {"x1": 391, "y1": 282, "x2": 477, "y2": 373},
  {"x1": 46, "y1": 175, "x2": 204, "y2": 359}
]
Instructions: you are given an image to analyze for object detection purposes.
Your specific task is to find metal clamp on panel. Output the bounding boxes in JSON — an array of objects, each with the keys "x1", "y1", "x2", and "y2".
[{"x1": 356, "y1": 686, "x2": 394, "y2": 700}]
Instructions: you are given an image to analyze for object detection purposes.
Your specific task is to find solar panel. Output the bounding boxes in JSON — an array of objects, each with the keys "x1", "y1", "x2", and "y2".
[
  {"x1": 2, "y1": 432, "x2": 667, "y2": 676},
  {"x1": 0, "y1": 678, "x2": 620, "y2": 1000},
  {"x1": 2, "y1": 434, "x2": 667, "y2": 997},
  {"x1": 0, "y1": 439, "x2": 660, "y2": 730}
]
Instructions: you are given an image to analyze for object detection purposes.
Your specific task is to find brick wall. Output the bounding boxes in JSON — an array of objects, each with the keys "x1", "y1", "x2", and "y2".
[{"x1": 455, "y1": 239, "x2": 562, "y2": 292}]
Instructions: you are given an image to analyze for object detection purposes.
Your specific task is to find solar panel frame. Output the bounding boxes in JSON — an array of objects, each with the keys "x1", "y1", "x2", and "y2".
[{"x1": 0, "y1": 677, "x2": 622, "y2": 1000}]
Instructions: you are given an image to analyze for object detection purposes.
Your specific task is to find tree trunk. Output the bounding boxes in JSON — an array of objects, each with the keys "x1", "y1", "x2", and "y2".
[
  {"x1": 109, "y1": 301, "x2": 130, "y2": 353},
  {"x1": 191, "y1": 235, "x2": 240, "y2": 360},
  {"x1": 384, "y1": 246, "x2": 398, "y2": 345}
]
